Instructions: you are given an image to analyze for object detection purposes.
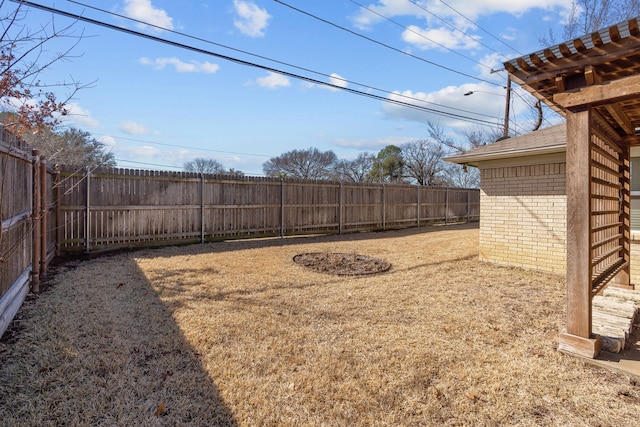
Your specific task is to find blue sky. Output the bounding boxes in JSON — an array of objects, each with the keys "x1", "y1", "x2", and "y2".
[{"x1": 12, "y1": 0, "x2": 575, "y2": 175}]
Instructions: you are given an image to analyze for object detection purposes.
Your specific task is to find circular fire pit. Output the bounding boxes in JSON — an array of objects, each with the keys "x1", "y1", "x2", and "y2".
[{"x1": 293, "y1": 252, "x2": 391, "y2": 276}]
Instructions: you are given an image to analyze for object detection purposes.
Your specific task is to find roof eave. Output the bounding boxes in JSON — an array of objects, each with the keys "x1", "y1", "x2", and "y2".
[{"x1": 444, "y1": 143, "x2": 566, "y2": 167}]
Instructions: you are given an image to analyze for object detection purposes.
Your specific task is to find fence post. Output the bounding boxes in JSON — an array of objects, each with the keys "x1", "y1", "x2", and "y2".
[
  {"x1": 39, "y1": 158, "x2": 47, "y2": 276},
  {"x1": 31, "y1": 150, "x2": 40, "y2": 293},
  {"x1": 417, "y1": 185, "x2": 420, "y2": 227},
  {"x1": 200, "y1": 173, "x2": 205, "y2": 244},
  {"x1": 54, "y1": 165, "x2": 62, "y2": 256},
  {"x1": 339, "y1": 181, "x2": 343, "y2": 235},
  {"x1": 85, "y1": 166, "x2": 91, "y2": 253},
  {"x1": 382, "y1": 183, "x2": 386, "y2": 230},
  {"x1": 466, "y1": 189, "x2": 470, "y2": 224},
  {"x1": 445, "y1": 187, "x2": 449, "y2": 224},
  {"x1": 280, "y1": 178, "x2": 284, "y2": 238}
]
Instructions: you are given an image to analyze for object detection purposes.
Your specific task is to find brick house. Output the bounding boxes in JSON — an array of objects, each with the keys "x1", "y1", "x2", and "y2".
[{"x1": 446, "y1": 124, "x2": 640, "y2": 283}]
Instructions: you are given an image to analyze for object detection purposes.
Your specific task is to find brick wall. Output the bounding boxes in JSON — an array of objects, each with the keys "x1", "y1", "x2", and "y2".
[{"x1": 479, "y1": 163, "x2": 567, "y2": 274}]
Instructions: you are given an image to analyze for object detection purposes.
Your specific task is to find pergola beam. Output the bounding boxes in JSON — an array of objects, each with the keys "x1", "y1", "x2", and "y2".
[{"x1": 553, "y1": 73, "x2": 640, "y2": 112}]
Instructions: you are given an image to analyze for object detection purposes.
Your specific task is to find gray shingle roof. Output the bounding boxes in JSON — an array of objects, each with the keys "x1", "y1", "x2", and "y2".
[{"x1": 444, "y1": 124, "x2": 566, "y2": 166}]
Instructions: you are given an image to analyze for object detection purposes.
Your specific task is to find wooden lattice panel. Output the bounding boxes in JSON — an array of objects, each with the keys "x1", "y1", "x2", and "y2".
[{"x1": 589, "y1": 123, "x2": 627, "y2": 294}]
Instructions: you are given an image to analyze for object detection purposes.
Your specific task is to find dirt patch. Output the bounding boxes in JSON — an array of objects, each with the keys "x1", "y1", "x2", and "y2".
[{"x1": 293, "y1": 252, "x2": 391, "y2": 275}]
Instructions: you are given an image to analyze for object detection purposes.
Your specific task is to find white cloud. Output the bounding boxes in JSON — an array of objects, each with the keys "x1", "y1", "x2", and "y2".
[
  {"x1": 123, "y1": 0, "x2": 174, "y2": 30},
  {"x1": 381, "y1": 82, "x2": 538, "y2": 134},
  {"x1": 59, "y1": 103, "x2": 101, "y2": 129},
  {"x1": 306, "y1": 73, "x2": 349, "y2": 92},
  {"x1": 139, "y1": 57, "x2": 220, "y2": 73},
  {"x1": 501, "y1": 27, "x2": 518, "y2": 41},
  {"x1": 98, "y1": 135, "x2": 117, "y2": 149},
  {"x1": 118, "y1": 145, "x2": 163, "y2": 158},
  {"x1": 329, "y1": 73, "x2": 348, "y2": 89},
  {"x1": 0, "y1": 98, "x2": 102, "y2": 130},
  {"x1": 352, "y1": 0, "x2": 574, "y2": 29},
  {"x1": 255, "y1": 72, "x2": 291, "y2": 88},
  {"x1": 381, "y1": 85, "x2": 505, "y2": 129},
  {"x1": 475, "y1": 52, "x2": 509, "y2": 80},
  {"x1": 119, "y1": 121, "x2": 156, "y2": 135},
  {"x1": 402, "y1": 25, "x2": 479, "y2": 51},
  {"x1": 233, "y1": 0, "x2": 271, "y2": 37},
  {"x1": 351, "y1": 0, "x2": 419, "y2": 30}
]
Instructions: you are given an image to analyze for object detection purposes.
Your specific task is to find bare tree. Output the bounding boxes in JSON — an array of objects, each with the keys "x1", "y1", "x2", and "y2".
[
  {"x1": 335, "y1": 152, "x2": 375, "y2": 182},
  {"x1": 444, "y1": 164, "x2": 480, "y2": 189},
  {"x1": 402, "y1": 140, "x2": 447, "y2": 186},
  {"x1": 263, "y1": 147, "x2": 338, "y2": 180},
  {"x1": 226, "y1": 168, "x2": 245, "y2": 178},
  {"x1": 184, "y1": 158, "x2": 226, "y2": 174},
  {"x1": 1, "y1": 1, "x2": 86, "y2": 267},
  {"x1": 541, "y1": 0, "x2": 640, "y2": 44},
  {"x1": 462, "y1": 126, "x2": 504, "y2": 149},
  {"x1": 22, "y1": 126, "x2": 115, "y2": 166},
  {"x1": 0, "y1": 1, "x2": 86, "y2": 134}
]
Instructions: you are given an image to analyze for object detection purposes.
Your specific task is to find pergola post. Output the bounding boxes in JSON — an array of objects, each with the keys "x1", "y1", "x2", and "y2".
[{"x1": 558, "y1": 108, "x2": 601, "y2": 358}]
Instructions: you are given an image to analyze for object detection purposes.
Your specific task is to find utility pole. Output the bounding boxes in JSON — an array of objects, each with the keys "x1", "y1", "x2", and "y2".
[{"x1": 502, "y1": 75, "x2": 511, "y2": 140}]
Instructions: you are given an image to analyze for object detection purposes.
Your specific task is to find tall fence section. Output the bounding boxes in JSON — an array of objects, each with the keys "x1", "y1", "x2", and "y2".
[
  {"x1": 58, "y1": 167, "x2": 479, "y2": 253},
  {"x1": 0, "y1": 128, "x2": 57, "y2": 337},
  {"x1": 1, "y1": 134, "x2": 479, "y2": 337}
]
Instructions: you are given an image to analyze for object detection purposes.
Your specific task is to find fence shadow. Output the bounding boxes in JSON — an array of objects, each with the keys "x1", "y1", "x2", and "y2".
[
  {"x1": 0, "y1": 256, "x2": 238, "y2": 426},
  {"x1": 129, "y1": 221, "x2": 480, "y2": 260}
]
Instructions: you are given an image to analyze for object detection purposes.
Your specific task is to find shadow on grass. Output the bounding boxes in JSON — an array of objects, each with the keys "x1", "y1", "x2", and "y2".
[
  {"x1": 143, "y1": 247, "x2": 477, "y2": 311},
  {"x1": 0, "y1": 256, "x2": 238, "y2": 426},
  {"x1": 124, "y1": 222, "x2": 479, "y2": 259}
]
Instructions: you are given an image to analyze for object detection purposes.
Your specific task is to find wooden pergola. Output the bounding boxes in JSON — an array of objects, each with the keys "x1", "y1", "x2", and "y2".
[{"x1": 504, "y1": 18, "x2": 640, "y2": 358}]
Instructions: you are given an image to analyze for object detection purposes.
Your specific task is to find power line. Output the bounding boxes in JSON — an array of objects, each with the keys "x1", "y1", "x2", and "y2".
[
  {"x1": 115, "y1": 158, "x2": 183, "y2": 169},
  {"x1": 101, "y1": 134, "x2": 272, "y2": 158},
  {"x1": 15, "y1": 0, "x2": 502, "y2": 127},
  {"x1": 272, "y1": 0, "x2": 503, "y2": 87},
  {"x1": 349, "y1": 0, "x2": 497, "y2": 71},
  {"x1": 404, "y1": 0, "x2": 511, "y2": 61},
  {"x1": 438, "y1": 0, "x2": 524, "y2": 56},
  {"x1": 65, "y1": 0, "x2": 498, "y2": 121}
]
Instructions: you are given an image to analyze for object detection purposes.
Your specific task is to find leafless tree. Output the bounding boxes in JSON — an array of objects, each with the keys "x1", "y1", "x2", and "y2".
[
  {"x1": 263, "y1": 147, "x2": 338, "y2": 180},
  {"x1": 461, "y1": 126, "x2": 504, "y2": 149},
  {"x1": 1, "y1": 0, "x2": 86, "y2": 263},
  {"x1": 335, "y1": 152, "x2": 376, "y2": 182},
  {"x1": 184, "y1": 158, "x2": 226, "y2": 174},
  {"x1": 541, "y1": 0, "x2": 640, "y2": 45},
  {"x1": 1, "y1": 1, "x2": 86, "y2": 133},
  {"x1": 402, "y1": 139, "x2": 447, "y2": 186},
  {"x1": 22, "y1": 126, "x2": 115, "y2": 166},
  {"x1": 444, "y1": 164, "x2": 480, "y2": 189}
]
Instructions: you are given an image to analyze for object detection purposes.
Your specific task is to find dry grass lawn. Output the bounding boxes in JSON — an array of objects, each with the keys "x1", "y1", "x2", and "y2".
[{"x1": 1, "y1": 223, "x2": 640, "y2": 426}]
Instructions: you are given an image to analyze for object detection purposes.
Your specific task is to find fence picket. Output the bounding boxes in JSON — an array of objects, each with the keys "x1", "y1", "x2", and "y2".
[{"x1": 54, "y1": 167, "x2": 479, "y2": 252}]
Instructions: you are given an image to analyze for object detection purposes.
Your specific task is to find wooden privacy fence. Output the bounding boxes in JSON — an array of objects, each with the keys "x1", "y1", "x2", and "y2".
[
  {"x1": 58, "y1": 166, "x2": 480, "y2": 253},
  {"x1": 0, "y1": 127, "x2": 57, "y2": 338},
  {"x1": 1, "y1": 151, "x2": 478, "y2": 337}
]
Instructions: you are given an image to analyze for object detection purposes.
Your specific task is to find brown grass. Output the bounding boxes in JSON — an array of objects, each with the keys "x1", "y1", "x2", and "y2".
[{"x1": 1, "y1": 223, "x2": 639, "y2": 426}]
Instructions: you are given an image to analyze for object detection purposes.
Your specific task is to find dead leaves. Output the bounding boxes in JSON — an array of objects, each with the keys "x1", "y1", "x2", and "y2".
[{"x1": 154, "y1": 402, "x2": 166, "y2": 417}]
